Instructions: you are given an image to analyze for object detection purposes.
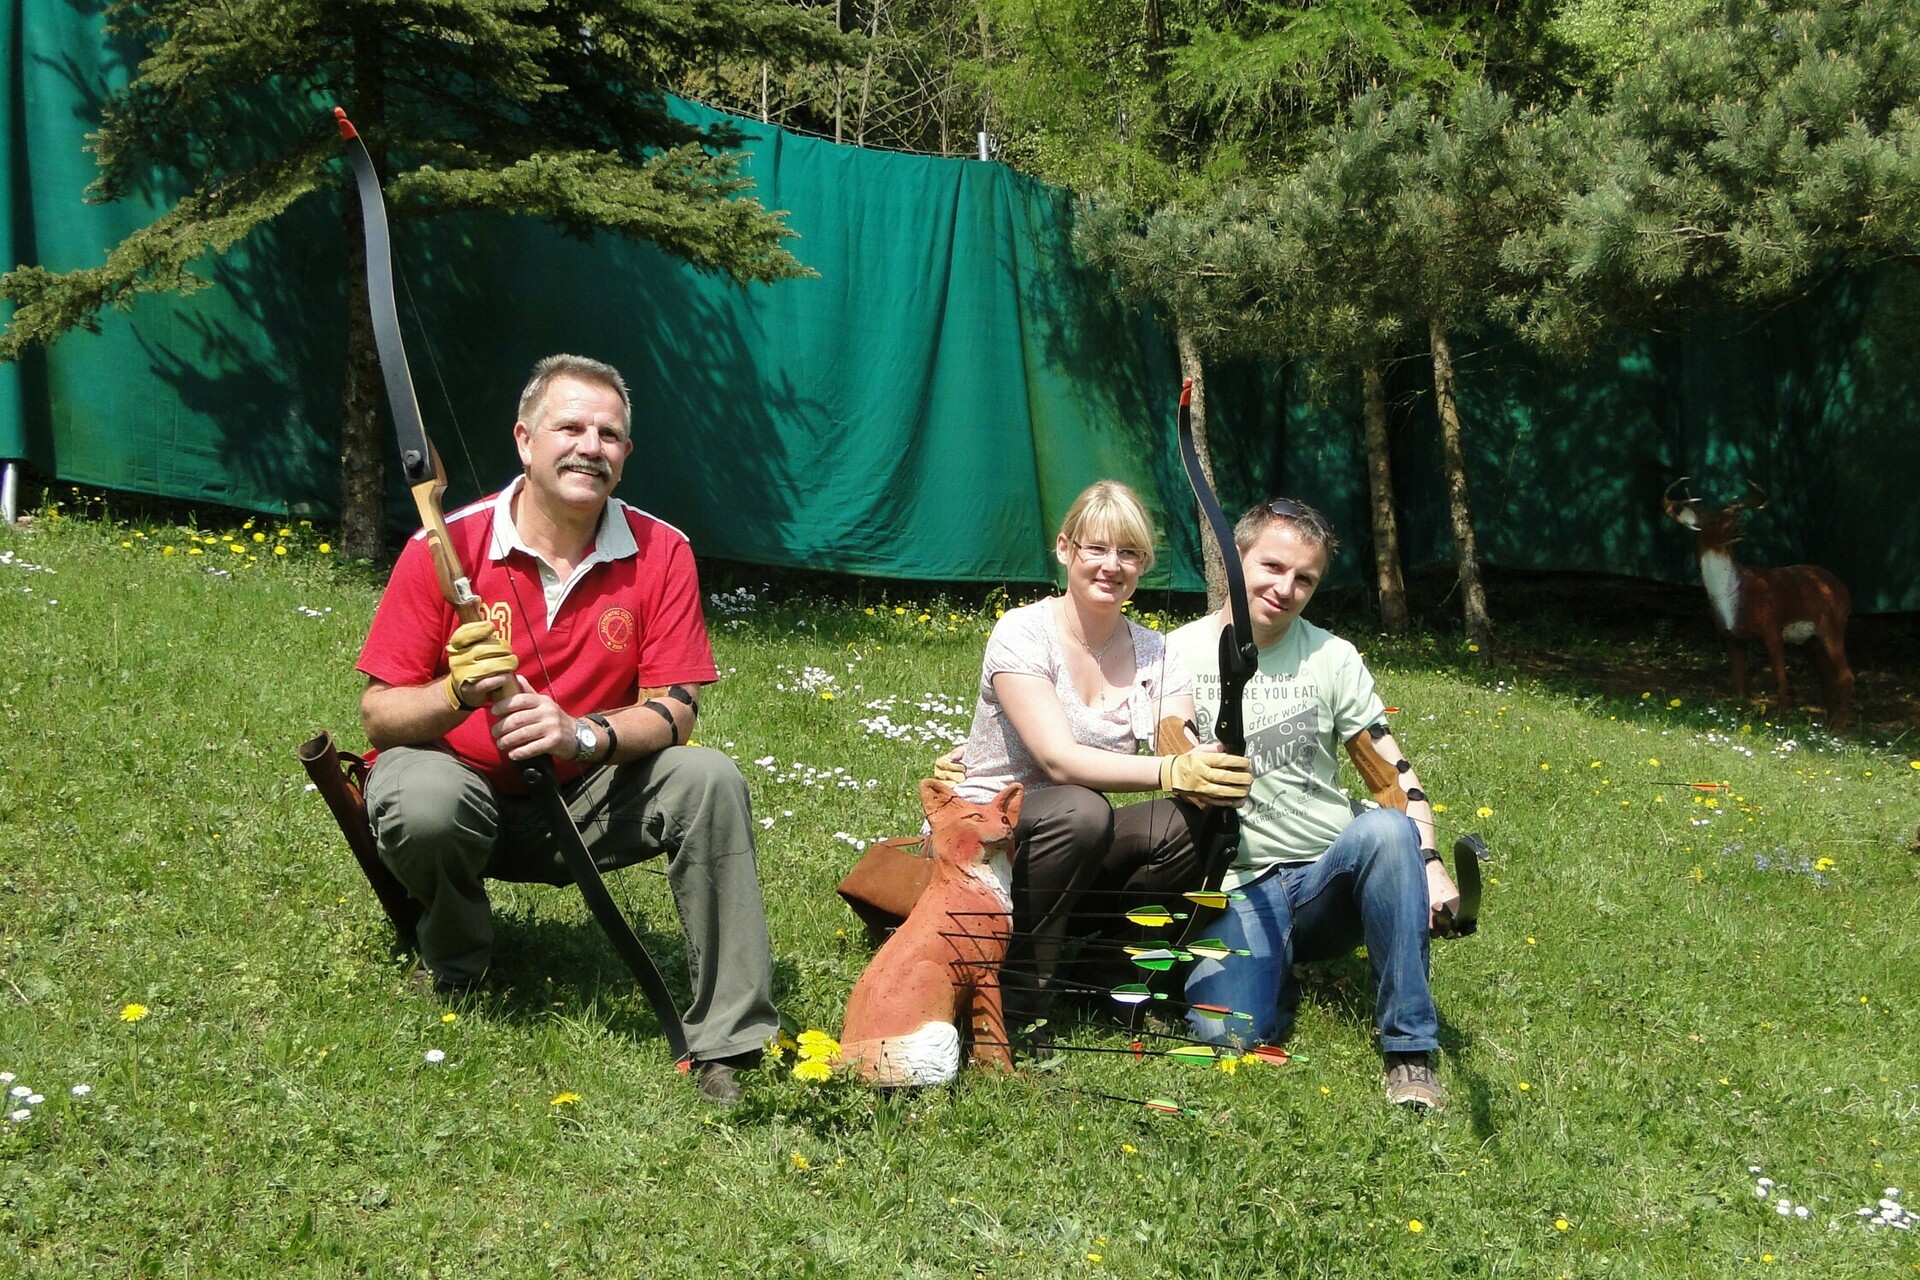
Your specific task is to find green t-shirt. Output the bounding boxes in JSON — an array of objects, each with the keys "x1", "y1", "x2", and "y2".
[{"x1": 1167, "y1": 613, "x2": 1386, "y2": 883}]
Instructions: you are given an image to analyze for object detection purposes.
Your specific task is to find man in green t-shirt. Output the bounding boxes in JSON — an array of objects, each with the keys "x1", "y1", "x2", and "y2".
[{"x1": 1165, "y1": 498, "x2": 1459, "y2": 1110}]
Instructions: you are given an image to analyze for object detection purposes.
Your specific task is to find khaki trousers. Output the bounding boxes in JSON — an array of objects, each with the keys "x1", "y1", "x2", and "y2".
[{"x1": 366, "y1": 744, "x2": 778, "y2": 1061}]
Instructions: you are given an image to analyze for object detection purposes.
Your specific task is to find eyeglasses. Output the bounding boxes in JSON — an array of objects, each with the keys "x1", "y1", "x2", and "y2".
[
  {"x1": 1071, "y1": 540, "x2": 1147, "y2": 568},
  {"x1": 1266, "y1": 499, "x2": 1330, "y2": 539}
]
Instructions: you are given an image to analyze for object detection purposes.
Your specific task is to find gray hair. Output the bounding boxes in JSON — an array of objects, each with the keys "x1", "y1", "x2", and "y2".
[{"x1": 517, "y1": 354, "x2": 631, "y2": 433}]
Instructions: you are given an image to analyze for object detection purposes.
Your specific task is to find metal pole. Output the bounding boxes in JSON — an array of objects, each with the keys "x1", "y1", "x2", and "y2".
[
  {"x1": 977, "y1": 131, "x2": 992, "y2": 162},
  {"x1": 1, "y1": 462, "x2": 17, "y2": 526}
]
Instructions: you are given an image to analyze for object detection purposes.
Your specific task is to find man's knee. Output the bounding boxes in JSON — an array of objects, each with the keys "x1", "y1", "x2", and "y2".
[
  {"x1": 645, "y1": 746, "x2": 756, "y2": 855},
  {"x1": 1349, "y1": 808, "x2": 1421, "y2": 867},
  {"x1": 652, "y1": 745, "x2": 750, "y2": 811},
  {"x1": 366, "y1": 750, "x2": 495, "y2": 871}
]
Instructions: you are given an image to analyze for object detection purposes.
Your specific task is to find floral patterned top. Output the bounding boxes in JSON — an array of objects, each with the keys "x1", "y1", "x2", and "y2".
[{"x1": 956, "y1": 599, "x2": 1191, "y2": 805}]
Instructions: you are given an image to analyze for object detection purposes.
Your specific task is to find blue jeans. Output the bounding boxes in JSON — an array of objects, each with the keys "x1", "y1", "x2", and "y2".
[{"x1": 1184, "y1": 807, "x2": 1438, "y2": 1053}]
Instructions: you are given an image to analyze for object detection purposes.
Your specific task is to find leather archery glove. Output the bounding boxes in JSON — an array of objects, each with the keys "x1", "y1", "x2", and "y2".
[
  {"x1": 932, "y1": 747, "x2": 966, "y2": 786},
  {"x1": 1160, "y1": 750, "x2": 1252, "y2": 807},
  {"x1": 445, "y1": 620, "x2": 518, "y2": 710}
]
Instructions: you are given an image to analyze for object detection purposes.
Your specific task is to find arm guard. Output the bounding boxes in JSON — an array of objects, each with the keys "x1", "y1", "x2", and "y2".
[{"x1": 1345, "y1": 729, "x2": 1409, "y2": 811}]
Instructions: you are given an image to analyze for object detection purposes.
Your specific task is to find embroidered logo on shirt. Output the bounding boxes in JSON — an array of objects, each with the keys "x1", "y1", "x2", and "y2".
[{"x1": 599, "y1": 606, "x2": 636, "y2": 652}]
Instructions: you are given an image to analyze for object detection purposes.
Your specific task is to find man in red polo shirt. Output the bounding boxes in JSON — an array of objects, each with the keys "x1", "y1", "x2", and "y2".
[{"x1": 358, "y1": 353, "x2": 776, "y2": 1104}]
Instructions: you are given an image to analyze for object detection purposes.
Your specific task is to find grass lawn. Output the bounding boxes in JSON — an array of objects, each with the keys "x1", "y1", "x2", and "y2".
[{"x1": 2, "y1": 498, "x2": 1916, "y2": 1278}]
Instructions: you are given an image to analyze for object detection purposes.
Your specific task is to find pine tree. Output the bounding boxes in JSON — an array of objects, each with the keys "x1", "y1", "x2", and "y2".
[
  {"x1": 1507, "y1": 0, "x2": 1920, "y2": 355},
  {"x1": 0, "y1": 1, "x2": 852, "y2": 556}
]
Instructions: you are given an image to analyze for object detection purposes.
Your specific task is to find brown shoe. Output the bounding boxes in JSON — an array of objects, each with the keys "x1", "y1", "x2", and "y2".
[
  {"x1": 407, "y1": 967, "x2": 484, "y2": 997},
  {"x1": 1383, "y1": 1052, "x2": 1446, "y2": 1111},
  {"x1": 693, "y1": 1051, "x2": 761, "y2": 1107}
]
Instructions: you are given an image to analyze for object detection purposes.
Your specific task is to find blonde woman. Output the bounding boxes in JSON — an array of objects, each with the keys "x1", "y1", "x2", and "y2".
[{"x1": 946, "y1": 481, "x2": 1251, "y2": 1051}]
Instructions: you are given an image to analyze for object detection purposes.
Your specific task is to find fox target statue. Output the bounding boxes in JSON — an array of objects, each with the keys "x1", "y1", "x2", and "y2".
[{"x1": 839, "y1": 780, "x2": 1023, "y2": 1086}]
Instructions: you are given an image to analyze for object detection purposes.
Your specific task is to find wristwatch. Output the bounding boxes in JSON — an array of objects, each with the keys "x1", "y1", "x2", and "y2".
[{"x1": 573, "y1": 716, "x2": 600, "y2": 763}]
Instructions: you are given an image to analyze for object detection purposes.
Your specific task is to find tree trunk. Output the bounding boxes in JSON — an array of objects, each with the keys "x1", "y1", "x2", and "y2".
[
  {"x1": 339, "y1": 219, "x2": 386, "y2": 560},
  {"x1": 1360, "y1": 359, "x2": 1409, "y2": 632},
  {"x1": 338, "y1": 43, "x2": 388, "y2": 561},
  {"x1": 1176, "y1": 328, "x2": 1228, "y2": 612},
  {"x1": 1427, "y1": 318, "x2": 1491, "y2": 655}
]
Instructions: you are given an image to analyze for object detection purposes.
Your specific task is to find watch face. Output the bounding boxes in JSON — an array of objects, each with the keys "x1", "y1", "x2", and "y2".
[{"x1": 576, "y1": 722, "x2": 597, "y2": 756}]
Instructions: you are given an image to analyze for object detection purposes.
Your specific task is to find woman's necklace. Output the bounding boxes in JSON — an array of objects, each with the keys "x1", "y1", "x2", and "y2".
[{"x1": 1063, "y1": 602, "x2": 1124, "y2": 661}]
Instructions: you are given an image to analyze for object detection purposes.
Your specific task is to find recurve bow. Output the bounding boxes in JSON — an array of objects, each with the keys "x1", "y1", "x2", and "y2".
[{"x1": 1172, "y1": 378, "x2": 1259, "y2": 942}]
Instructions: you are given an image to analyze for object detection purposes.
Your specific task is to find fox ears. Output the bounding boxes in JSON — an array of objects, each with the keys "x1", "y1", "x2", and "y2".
[{"x1": 919, "y1": 778, "x2": 1024, "y2": 828}]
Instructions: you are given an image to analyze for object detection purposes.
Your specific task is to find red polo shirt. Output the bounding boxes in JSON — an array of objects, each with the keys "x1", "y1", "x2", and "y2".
[{"x1": 358, "y1": 480, "x2": 719, "y2": 792}]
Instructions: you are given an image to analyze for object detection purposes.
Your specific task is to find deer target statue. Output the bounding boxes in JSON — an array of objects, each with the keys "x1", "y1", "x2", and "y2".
[{"x1": 1662, "y1": 479, "x2": 1853, "y2": 731}]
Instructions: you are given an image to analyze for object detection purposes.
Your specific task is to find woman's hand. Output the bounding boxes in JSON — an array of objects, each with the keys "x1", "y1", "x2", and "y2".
[
  {"x1": 1159, "y1": 751, "x2": 1252, "y2": 806},
  {"x1": 932, "y1": 746, "x2": 966, "y2": 785}
]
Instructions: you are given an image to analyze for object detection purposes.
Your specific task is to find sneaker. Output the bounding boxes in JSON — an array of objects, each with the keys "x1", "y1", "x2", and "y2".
[{"x1": 1383, "y1": 1052, "x2": 1446, "y2": 1111}]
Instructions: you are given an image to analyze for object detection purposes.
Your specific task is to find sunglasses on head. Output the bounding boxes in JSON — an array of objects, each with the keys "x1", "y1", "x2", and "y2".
[{"x1": 1266, "y1": 498, "x2": 1330, "y2": 537}]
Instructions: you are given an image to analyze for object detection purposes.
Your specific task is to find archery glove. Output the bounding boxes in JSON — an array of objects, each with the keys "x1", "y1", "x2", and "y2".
[
  {"x1": 932, "y1": 747, "x2": 967, "y2": 786},
  {"x1": 1160, "y1": 750, "x2": 1252, "y2": 807},
  {"x1": 445, "y1": 620, "x2": 518, "y2": 710}
]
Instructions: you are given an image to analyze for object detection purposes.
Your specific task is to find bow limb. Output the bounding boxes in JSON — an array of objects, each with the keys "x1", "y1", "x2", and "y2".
[
  {"x1": 333, "y1": 109, "x2": 689, "y2": 1061},
  {"x1": 1172, "y1": 378, "x2": 1258, "y2": 945},
  {"x1": 1174, "y1": 378, "x2": 1256, "y2": 755}
]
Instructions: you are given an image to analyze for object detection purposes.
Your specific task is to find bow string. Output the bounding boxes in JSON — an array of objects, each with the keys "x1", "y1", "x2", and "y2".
[{"x1": 333, "y1": 109, "x2": 689, "y2": 1061}]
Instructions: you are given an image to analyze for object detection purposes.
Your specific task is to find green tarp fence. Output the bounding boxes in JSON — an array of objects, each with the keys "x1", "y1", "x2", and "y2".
[{"x1": 6, "y1": 9, "x2": 1918, "y2": 609}]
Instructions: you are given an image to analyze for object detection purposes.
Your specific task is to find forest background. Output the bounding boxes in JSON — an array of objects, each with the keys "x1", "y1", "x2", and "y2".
[{"x1": 3, "y1": 0, "x2": 1919, "y2": 635}]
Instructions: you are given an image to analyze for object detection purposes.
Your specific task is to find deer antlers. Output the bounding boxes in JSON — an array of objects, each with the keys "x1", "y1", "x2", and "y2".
[{"x1": 1663, "y1": 478, "x2": 1769, "y2": 521}]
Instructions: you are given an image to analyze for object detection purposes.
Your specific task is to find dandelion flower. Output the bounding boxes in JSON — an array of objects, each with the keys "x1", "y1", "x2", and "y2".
[
  {"x1": 1121, "y1": 1143, "x2": 1137, "y2": 1155},
  {"x1": 119, "y1": 1003, "x2": 149, "y2": 1022},
  {"x1": 1476, "y1": 806, "x2": 1493, "y2": 819},
  {"x1": 441, "y1": 1012, "x2": 457, "y2": 1024},
  {"x1": 1216, "y1": 1056, "x2": 1238, "y2": 1076},
  {"x1": 1518, "y1": 1081, "x2": 1532, "y2": 1091},
  {"x1": 549, "y1": 1092, "x2": 581, "y2": 1106},
  {"x1": 1407, "y1": 1220, "x2": 1424, "y2": 1233},
  {"x1": 789, "y1": 1152, "x2": 811, "y2": 1171},
  {"x1": 424, "y1": 1049, "x2": 446, "y2": 1064},
  {"x1": 1554, "y1": 1218, "x2": 1569, "y2": 1231},
  {"x1": 1669, "y1": 698, "x2": 1682, "y2": 708},
  {"x1": 793, "y1": 1059, "x2": 833, "y2": 1083},
  {"x1": 796, "y1": 1029, "x2": 841, "y2": 1060},
  {"x1": 318, "y1": 542, "x2": 332, "y2": 554}
]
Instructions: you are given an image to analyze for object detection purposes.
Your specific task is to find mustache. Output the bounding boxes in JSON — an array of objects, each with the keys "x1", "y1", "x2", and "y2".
[{"x1": 556, "y1": 456, "x2": 613, "y2": 479}]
